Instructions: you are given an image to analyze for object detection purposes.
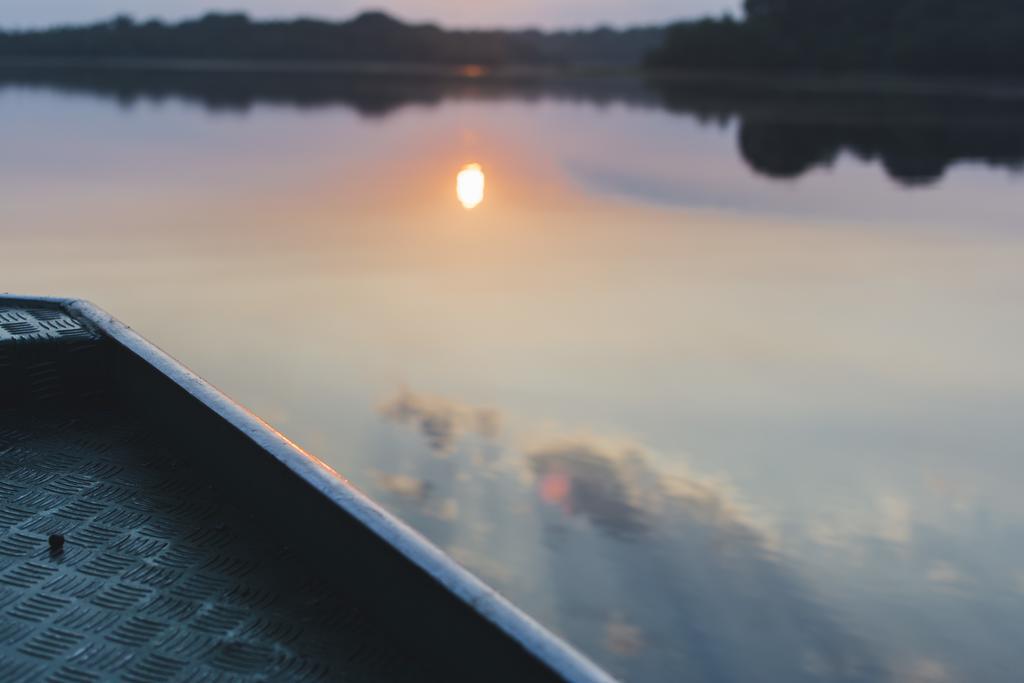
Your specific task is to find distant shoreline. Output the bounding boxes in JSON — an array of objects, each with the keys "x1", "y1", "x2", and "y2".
[
  {"x1": 5, "y1": 57, "x2": 1024, "y2": 102},
  {"x1": 0, "y1": 56, "x2": 642, "y2": 79}
]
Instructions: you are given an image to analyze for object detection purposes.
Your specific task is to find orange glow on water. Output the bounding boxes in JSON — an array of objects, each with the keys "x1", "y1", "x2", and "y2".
[
  {"x1": 456, "y1": 163, "x2": 485, "y2": 209},
  {"x1": 540, "y1": 471, "x2": 572, "y2": 506}
]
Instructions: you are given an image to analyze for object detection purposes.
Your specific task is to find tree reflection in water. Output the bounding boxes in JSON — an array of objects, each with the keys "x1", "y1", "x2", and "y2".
[{"x1": 3, "y1": 63, "x2": 1022, "y2": 186}]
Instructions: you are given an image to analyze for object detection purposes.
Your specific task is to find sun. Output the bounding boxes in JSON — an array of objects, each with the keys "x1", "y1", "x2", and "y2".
[{"x1": 456, "y1": 163, "x2": 485, "y2": 209}]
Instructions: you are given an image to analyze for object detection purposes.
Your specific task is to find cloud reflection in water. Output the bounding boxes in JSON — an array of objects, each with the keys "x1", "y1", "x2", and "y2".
[
  {"x1": 528, "y1": 439, "x2": 653, "y2": 539},
  {"x1": 378, "y1": 388, "x2": 501, "y2": 452},
  {"x1": 377, "y1": 389, "x2": 880, "y2": 682}
]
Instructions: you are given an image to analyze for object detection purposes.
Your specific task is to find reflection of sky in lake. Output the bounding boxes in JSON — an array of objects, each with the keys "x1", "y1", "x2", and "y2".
[{"x1": 2, "y1": 72, "x2": 1024, "y2": 682}]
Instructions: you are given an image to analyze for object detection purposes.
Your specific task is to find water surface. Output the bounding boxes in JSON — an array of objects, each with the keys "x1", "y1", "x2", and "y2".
[{"x1": 3, "y1": 65, "x2": 1023, "y2": 682}]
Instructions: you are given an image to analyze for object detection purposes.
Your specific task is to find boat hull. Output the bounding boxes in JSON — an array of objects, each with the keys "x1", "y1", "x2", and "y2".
[{"x1": 0, "y1": 296, "x2": 614, "y2": 683}]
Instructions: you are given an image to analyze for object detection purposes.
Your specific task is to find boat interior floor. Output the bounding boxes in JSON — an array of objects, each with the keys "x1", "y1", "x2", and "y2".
[
  {"x1": 0, "y1": 299, "x2": 581, "y2": 683},
  {"x1": 0, "y1": 408, "x2": 427, "y2": 682}
]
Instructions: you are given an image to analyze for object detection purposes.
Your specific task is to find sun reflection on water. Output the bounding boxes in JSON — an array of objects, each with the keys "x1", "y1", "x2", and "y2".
[{"x1": 457, "y1": 163, "x2": 485, "y2": 209}]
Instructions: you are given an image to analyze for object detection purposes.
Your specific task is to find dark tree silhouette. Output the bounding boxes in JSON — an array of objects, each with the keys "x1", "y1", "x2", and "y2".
[
  {"x1": 647, "y1": 0, "x2": 1024, "y2": 76},
  {"x1": 0, "y1": 12, "x2": 663, "y2": 66}
]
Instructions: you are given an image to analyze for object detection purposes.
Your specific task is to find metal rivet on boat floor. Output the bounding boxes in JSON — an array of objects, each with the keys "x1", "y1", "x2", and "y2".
[{"x1": 48, "y1": 533, "x2": 65, "y2": 553}]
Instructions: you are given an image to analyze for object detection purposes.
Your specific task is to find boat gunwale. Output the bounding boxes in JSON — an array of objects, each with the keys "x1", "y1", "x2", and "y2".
[{"x1": 0, "y1": 293, "x2": 616, "y2": 683}]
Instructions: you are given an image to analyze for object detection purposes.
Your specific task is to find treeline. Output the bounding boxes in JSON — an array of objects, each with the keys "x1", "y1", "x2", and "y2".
[
  {"x1": 647, "y1": 0, "x2": 1024, "y2": 75},
  {"x1": 0, "y1": 12, "x2": 663, "y2": 66}
]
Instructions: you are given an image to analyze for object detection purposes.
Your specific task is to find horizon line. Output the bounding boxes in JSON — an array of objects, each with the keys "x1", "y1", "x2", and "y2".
[{"x1": 0, "y1": 7, "x2": 739, "y2": 36}]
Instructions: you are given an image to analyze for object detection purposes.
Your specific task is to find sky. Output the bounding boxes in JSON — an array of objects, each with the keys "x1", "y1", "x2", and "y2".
[{"x1": 3, "y1": 0, "x2": 741, "y2": 30}]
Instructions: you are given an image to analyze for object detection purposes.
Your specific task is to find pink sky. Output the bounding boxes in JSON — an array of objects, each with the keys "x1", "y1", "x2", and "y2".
[{"x1": 3, "y1": 0, "x2": 740, "y2": 30}]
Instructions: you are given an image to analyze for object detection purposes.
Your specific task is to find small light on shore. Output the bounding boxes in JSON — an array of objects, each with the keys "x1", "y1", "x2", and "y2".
[
  {"x1": 457, "y1": 163, "x2": 485, "y2": 209},
  {"x1": 460, "y1": 65, "x2": 487, "y2": 78}
]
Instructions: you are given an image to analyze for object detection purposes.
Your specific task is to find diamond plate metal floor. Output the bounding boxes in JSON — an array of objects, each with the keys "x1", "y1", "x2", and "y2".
[
  {"x1": 0, "y1": 305, "x2": 94, "y2": 344},
  {"x1": 0, "y1": 411, "x2": 424, "y2": 682}
]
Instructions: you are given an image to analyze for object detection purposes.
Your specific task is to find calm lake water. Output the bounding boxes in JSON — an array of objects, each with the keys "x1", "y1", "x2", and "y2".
[{"x1": 3, "y1": 65, "x2": 1024, "y2": 682}]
